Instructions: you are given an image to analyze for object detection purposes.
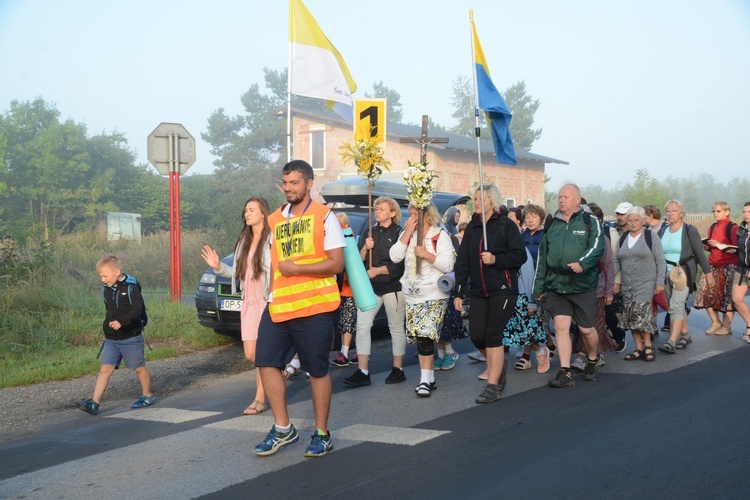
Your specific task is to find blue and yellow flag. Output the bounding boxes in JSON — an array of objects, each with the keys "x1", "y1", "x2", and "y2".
[{"x1": 471, "y1": 12, "x2": 516, "y2": 165}]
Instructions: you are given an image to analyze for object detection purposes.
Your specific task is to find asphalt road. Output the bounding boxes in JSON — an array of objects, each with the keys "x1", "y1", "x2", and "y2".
[{"x1": 1, "y1": 311, "x2": 749, "y2": 499}]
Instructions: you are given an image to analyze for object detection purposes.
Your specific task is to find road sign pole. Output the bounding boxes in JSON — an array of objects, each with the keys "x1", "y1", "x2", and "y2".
[
  {"x1": 147, "y1": 123, "x2": 195, "y2": 304},
  {"x1": 168, "y1": 133, "x2": 182, "y2": 302},
  {"x1": 174, "y1": 133, "x2": 182, "y2": 302},
  {"x1": 168, "y1": 133, "x2": 176, "y2": 301}
]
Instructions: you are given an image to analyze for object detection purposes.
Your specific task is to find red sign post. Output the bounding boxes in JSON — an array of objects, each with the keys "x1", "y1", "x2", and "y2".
[{"x1": 147, "y1": 123, "x2": 196, "y2": 302}]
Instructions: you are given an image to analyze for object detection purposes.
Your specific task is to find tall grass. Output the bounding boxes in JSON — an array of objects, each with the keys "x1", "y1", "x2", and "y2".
[
  {"x1": 0, "y1": 230, "x2": 236, "y2": 388},
  {"x1": 53, "y1": 228, "x2": 232, "y2": 291}
]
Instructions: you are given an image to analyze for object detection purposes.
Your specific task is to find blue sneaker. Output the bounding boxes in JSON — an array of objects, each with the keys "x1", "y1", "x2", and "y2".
[
  {"x1": 305, "y1": 429, "x2": 333, "y2": 457},
  {"x1": 254, "y1": 424, "x2": 299, "y2": 456},
  {"x1": 130, "y1": 394, "x2": 156, "y2": 409},
  {"x1": 433, "y1": 356, "x2": 444, "y2": 370},
  {"x1": 441, "y1": 352, "x2": 459, "y2": 370},
  {"x1": 76, "y1": 399, "x2": 99, "y2": 415}
]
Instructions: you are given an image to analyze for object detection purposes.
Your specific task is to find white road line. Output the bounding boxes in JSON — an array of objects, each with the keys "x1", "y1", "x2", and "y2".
[
  {"x1": 106, "y1": 407, "x2": 221, "y2": 423},
  {"x1": 687, "y1": 350, "x2": 724, "y2": 362},
  {"x1": 206, "y1": 415, "x2": 316, "y2": 432},
  {"x1": 336, "y1": 423, "x2": 450, "y2": 445}
]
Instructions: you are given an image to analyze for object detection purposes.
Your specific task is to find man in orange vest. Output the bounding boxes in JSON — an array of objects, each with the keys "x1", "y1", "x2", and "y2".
[{"x1": 253, "y1": 160, "x2": 345, "y2": 458}]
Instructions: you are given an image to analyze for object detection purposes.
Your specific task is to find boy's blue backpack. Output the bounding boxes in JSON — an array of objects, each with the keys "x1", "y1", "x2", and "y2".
[{"x1": 122, "y1": 274, "x2": 148, "y2": 329}]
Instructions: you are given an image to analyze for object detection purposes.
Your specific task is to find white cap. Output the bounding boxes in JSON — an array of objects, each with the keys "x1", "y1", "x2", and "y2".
[{"x1": 615, "y1": 202, "x2": 633, "y2": 214}]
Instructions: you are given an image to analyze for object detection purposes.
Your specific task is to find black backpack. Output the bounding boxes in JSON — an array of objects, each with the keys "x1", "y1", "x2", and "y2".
[
  {"x1": 544, "y1": 210, "x2": 594, "y2": 233},
  {"x1": 708, "y1": 221, "x2": 737, "y2": 244},
  {"x1": 618, "y1": 230, "x2": 652, "y2": 250},
  {"x1": 117, "y1": 274, "x2": 148, "y2": 328}
]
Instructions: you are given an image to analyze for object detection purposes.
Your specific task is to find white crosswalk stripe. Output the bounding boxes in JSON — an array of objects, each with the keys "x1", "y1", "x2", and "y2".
[{"x1": 106, "y1": 407, "x2": 221, "y2": 423}]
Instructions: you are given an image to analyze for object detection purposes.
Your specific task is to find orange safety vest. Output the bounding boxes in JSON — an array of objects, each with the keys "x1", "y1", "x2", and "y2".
[{"x1": 268, "y1": 200, "x2": 341, "y2": 322}]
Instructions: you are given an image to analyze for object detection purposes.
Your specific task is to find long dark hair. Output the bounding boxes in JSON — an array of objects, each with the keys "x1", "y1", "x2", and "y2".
[{"x1": 235, "y1": 197, "x2": 272, "y2": 281}]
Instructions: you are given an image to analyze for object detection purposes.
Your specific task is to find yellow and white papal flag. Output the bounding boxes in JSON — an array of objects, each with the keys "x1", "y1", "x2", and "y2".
[{"x1": 289, "y1": 0, "x2": 357, "y2": 122}]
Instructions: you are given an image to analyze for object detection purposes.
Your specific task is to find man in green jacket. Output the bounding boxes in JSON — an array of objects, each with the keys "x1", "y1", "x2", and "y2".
[{"x1": 533, "y1": 184, "x2": 605, "y2": 388}]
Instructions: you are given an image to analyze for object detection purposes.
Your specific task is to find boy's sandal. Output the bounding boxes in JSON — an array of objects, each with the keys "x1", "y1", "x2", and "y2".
[
  {"x1": 624, "y1": 349, "x2": 644, "y2": 361},
  {"x1": 643, "y1": 346, "x2": 656, "y2": 362},
  {"x1": 658, "y1": 343, "x2": 676, "y2": 354},
  {"x1": 243, "y1": 400, "x2": 269, "y2": 415},
  {"x1": 514, "y1": 358, "x2": 532, "y2": 370},
  {"x1": 675, "y1": 336, "x2": 692, "y2": 350}
]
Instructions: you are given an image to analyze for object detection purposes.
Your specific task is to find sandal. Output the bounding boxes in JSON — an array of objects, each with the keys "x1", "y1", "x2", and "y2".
[
  {"x1": 514, "y1": 358, "x2": 532, "y2": 370},
  {"x1": 243, "y1": 400, "x2": 269, "y2": 415},
  {"x1": 658, "y1": 342, "x2": 676, "y2": 354},
  {"x1": 624, "y1": 349, "x2": 644, "y2": 361},
  {"x1": 643, "y1": 346, "x2": 656, "y2": 362},
  {"x1": 415, "y1": 382, "x2": 432, "y2": 398},
  {"x1": 676, "y1": 336, "x2": 692, "y2": 350},
  {"x1": 475, "y1": 384, "x2": 501, "y2": 404}
]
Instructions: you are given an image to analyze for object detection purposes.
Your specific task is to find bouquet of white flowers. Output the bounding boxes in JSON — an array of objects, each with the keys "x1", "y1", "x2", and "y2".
[{"x1": 404, "y1": 160, "x2": 437, "y2": 208}]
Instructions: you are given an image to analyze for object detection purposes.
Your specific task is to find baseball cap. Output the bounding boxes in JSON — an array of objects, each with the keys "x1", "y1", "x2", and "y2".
[{"x1": 615, "y1": 202, "x2": 633, "y2": 215}]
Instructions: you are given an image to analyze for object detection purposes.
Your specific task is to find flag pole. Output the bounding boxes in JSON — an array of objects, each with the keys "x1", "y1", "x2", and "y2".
[
  {"x1": 286, "y1": 0, "x2": 293, "y2": 162},
  {"x1": 470, "y1": 10, "x2": 488, "y2": 250}
]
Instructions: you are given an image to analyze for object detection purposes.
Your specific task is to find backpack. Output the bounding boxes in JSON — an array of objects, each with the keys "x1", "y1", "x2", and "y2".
[
  {"x1": 98, "y1": 274, "x2": 149, "y2": 360},
  {"x1": 544, "y1": 210, "x2": 594, "y2": 234},
  {"x1": 708, "y1": 221, "x2": 737, "y2": 244},
  {"x1": 105, "y1": 274, "x2": 148, "y2": 329},
  {"x1": 618, "y1": 230, "x2": 652, "y2": 251}
]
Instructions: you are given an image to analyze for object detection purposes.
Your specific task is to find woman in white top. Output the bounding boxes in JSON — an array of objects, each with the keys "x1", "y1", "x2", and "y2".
[{"x1": 390, "y1": 202, "x2": 456, "y2": 397}]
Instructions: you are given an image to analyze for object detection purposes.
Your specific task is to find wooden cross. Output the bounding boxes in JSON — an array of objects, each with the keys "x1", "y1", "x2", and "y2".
[
  {"x1": 399, "y1": 115, "x2": 449, "y2": 163},
  {"x1": 399, "y1": 115, "x2": 449, "y2": 273}
]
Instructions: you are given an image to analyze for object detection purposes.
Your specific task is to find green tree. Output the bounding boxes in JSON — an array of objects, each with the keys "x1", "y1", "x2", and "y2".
[
  {"x1": 450, "y1": 74, "x2": 484, "y2": 138},
  {"x1": 621, "y1": 169, "x2": 670, "y2": 210},
  {"x1": 449, "y1": 76, "x2": 542, "y2": 152},
  {"x1": 504, "y1": 81, "x2": 542, "y2": 152},
  {"x1": 0, "y1": 98, "x2": 178, "y2": 239},
  {"x1": 1, "y1": 99, "x2": 93, "y2": 240},
  {"x1": 364, "y1": 81, "x2": 404, "y2": 123}
]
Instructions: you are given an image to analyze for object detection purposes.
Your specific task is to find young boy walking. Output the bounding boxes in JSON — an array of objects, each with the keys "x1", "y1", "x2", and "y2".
[{"x1": 76, "y1": 255, "x2": 155, "y2": 415}]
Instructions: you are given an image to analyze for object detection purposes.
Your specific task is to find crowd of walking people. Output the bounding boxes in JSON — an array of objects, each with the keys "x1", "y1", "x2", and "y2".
[{"x1": 196, "y1": 160, "x2": 750, "y2": 459}]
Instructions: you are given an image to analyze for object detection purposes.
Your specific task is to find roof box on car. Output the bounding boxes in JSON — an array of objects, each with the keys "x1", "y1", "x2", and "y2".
[{"x1": 320, "y1": 177, "x2": 470, "y2": 214}]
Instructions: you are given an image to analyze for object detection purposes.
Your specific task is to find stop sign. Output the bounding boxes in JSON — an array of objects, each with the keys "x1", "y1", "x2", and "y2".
[{"x1": 147, "y1": 123, "x2": 196, "y2": 175}]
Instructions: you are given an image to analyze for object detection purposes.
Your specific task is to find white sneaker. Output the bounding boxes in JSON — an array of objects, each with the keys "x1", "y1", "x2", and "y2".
[
  {"x1": 570, "y1": 355, "x2": 586, "y2": 372},
  {"x1": 468, "y1": 351, "x2": 487, "y2": 362}
]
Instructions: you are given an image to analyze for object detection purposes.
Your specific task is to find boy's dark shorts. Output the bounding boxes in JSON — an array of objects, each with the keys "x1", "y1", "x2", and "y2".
[
  {"x1": 256, "y1": 307, "x2": 334, "y2": 378},
  {"x1": 101, "y1": 335, "x2": 146, "y2": 369},
  {"x1": 545, "y1": 289, "x2": 597, "y2": 329}
]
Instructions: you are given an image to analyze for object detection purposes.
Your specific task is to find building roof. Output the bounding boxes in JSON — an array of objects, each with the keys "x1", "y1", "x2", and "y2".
[{"x1": 288, "y1": 106, "x2": 569, "y2": 165}]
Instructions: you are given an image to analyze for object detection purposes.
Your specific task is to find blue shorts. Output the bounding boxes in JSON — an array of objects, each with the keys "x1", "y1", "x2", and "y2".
[
  {"x1": 101, "y1": 335, "x2": 146, "y2": 369},
  {"x1": 255, "y1": 306, "x2": 334, "y2": 378}
]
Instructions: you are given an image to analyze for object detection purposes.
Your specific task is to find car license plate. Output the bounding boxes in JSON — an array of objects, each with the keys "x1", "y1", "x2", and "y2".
[{"x1": 220, "y1": 299, "x2": 242, "y2": 311}]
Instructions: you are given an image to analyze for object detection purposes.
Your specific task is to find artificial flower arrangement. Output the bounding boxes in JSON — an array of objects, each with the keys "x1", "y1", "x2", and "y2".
[
  {"x1": 404, "y1": 160, "x2": 438, "y2": 208},
  {"x1": 338, "y1": 136, "x2": 391, "y2": 184}
]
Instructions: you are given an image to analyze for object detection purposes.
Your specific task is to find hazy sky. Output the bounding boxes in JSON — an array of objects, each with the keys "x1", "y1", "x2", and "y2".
[{"x1": 1, "y1": 0, "x2": 749, "y2": 192}]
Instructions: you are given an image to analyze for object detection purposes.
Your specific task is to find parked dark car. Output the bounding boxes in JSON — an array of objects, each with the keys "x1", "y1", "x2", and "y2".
[{"x1": 194, "y1": 177, "x2": 469, "y2": 335}]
